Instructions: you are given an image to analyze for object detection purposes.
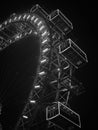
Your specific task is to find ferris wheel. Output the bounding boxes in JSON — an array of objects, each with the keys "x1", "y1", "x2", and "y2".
[{"x1": 0, "y1": 4, "x2": 88, "y2": 130}]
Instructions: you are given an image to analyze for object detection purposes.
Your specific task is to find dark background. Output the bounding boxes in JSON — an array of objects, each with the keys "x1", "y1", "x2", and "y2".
[{"x1": 0, "y1": 0, "x2": 97, "y2": 129}]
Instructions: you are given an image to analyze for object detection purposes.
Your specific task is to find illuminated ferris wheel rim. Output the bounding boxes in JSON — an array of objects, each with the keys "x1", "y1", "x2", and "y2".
[
  {"x1": 0, "y1": 12, "x2": 51, "y2": 77},
  {"x1": 0, "y1": 12, "x2": 50, "y2": 45}
]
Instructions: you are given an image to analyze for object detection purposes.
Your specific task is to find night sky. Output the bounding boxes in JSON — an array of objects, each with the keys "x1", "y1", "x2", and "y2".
[
  {"x1": 0, "y1": 34, "x2": 40, "y2": 129},
  {"x1": 0, "y1": 1, "x2": 97, "y2": 130}
]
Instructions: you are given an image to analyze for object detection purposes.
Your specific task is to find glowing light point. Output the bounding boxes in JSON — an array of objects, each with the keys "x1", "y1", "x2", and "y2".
[
  {"x1": 18, "y1": 15, "x2": 22, "y2": 20},
  {"x1": 0, "y1": 25, "x2": 2, "y2": 28},
  {"x1": 8, "y1": 19, "x2": 12, "y2": 23},
  {"x1": 14, "y1": 16, "x2": 17, "y2": 21},
  {"x1": 4, "y1": 21, "x2": 7, "y2": 25},
  {"x1": 34, "y1": 85, "x2": 40, "y2": 89},
  {"x1": 42, "y1": 48, "x2": 49, "y2": 53},
  {"x1": 31, "y1": 16, "x2": 35, "y2": 21},
  {"x1": 42, "y1": 38, "x2": 48, "y2": 44},
  {"x1": 57, "y1": 68, "x2": 60, "y2": 71},
  {"x1": 23, "y1": 115, "x2": 28, "y2": 119},
  {"x1": 34, "y1": 18, "x2": 38, "y2": 23},
  {"x1": 28, "y1": 30, "x2": 32, "y2": 34},
  {"x1": 30, "y1": 100, "x2": 36, "y2": 103},
  {"x1": 40, "y1": 59, "x2": 47, "y2": 64},
  {"x1": 38, "y1": 71, "x2": 45, "y2": 76},
  {"x1": 41, "y1": 30, "x2": 47, "y2": 37},
  {"x1": 15, "y1": 35, "x2": 20, "y2": 39},
  {"x1": 33, "y1": 31, "x2": 38, "y2": 35},
  {"x1": 39, "y1": 25, "x2": 45, "y2": 31},
  {"x1": 15, "y1": 33, "x2": 22, "y2": 40},
  {"x1": 23, "y1": 14, "x2": 27, "y2": 19},
  {"x1": 27, "y1": 15, "x2": 31, "y2": 20},
  {"x1": 37, "y1": 21, "x2": 42, "y2": 27}
]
